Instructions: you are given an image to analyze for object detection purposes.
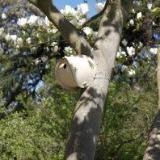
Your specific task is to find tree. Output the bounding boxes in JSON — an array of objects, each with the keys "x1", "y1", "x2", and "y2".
[
  {"x1": 142, "y1": 3, "x2": 160, "y2": 160},
  {"x1": 28, "y1": 0, "x2": 133, "y2": 159},
  {"x1": 0, "y1": 0, "x2": 159, "y2": 159},
  {"x1": 143, "y1": 46, "x2": 160, "y2": 160}
]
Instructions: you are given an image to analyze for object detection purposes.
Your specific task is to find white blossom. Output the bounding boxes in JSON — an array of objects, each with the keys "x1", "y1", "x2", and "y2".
[
  {"x1": 16, "y1": 37, "x2": 23, "y2": 46},
  {"x1": 44, "y1": 16, "x2": 50, "y2": 26},
  {"x1": 28, "y1": 15, "x2": 38, "y2": 25},
  {"x1": 138, "y1": 42, "x2": 143, "y2": 48},
  {"x1": 122, "y1": 39, "x2": 128, "y2": 46},
  {"x1": 16, "y1": 44, "x2": 20, "y2": 49},
  {"x1": 51, "y1": 42, "x2": 58, "y2": 52},
  {"x1": 10, "y1": 35, "x2": 17, "y2": 41},
  {"x1": 50, "y1": 42, "x2": 59, "y2": 52},
  {"x1": 129, "y1": 19, "x2": 134, "y2": 26},
  {"x1": 51, "y1": 42, "x2": 58, "y2": 46},
  {"x1": 17, "y1": 17, "x2": 28, "y2": 26},
  {"x1": 136, "y1": 12, "x2": 142, "y2": 20},
  {"x1": 116, "y1": 51, "x2": 126, "y2": 58},
  {"x1": 53, "y1": 45, "x2": 59, "y2": 52},
  {"x1": 128, "y1": 69, "x2": 136, "y2": 76},
  {"x1": 150, "y1": 48, "x2": 158, "y2": 55},
  {"x1": 26, "y1": 37, "x2": 32, "y2": 44},
  {"x1": 1, "y1": 13, "x2": 7, "y2": 19},
  {"x1": 77, "y1": 3, "x2": 89, "y2": 15},
  {"x1": 131, "y1": 9, "x2": 135, "y2": 13},
  {"x1": 127, "y1": 46, "x2": 135, "y2": 56},
  {"x1": 83, "y1": 27, "x2": 93, "y2": 36},
  {"x1": 64, "y1": 46, "x2": 73, "y2": 54},
  {"x1": 36, "y1": 33, "x2": 40, "y2": 38},
  {"x1": 5, "y1": 34, "x2": 10, "y2": 41},
  {"x1": 37, "y1": 18, "x2": 45, "y2": 26},
  {"x1": 147, "y1": 3, "x2": 152, "y2": 10},
  {"x1": 61, "y1": 5, "x2": 77, "y2": 16},
  {"x1": 49, "y1": 28, "x2": 58, "y2": 34},
  {"x1": 5, "y1": 34, "x2": 17, "y2": 41},
  {"x1": 152, "y1": 21, "x2": 156, "y2": 26},
  {"x1": 35, "y1": 58, "x2": 41, "y2": 65},
  {"x1": 96, "y1": 2, "x2": 105, "y2": 12}
]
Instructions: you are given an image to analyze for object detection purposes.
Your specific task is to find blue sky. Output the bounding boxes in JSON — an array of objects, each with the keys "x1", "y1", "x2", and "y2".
[{"x1": 54, "y1": 0, "x2": 97, "y2": 17}]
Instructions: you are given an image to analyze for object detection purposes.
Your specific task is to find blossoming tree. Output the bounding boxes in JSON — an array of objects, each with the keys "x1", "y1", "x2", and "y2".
[
  {"x1": 0, "y1": 0, "x2": 160, "y2": 159},
  {"x1": 27, "y1": 0, "x2": 159, "y2": 160}
]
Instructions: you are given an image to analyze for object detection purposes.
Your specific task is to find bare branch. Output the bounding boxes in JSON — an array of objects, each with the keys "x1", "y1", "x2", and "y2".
[{"x1": 28, "y1": 0, "x2": 92, "y2": 56}]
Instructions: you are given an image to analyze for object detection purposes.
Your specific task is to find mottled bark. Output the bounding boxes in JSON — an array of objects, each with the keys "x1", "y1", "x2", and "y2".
[{"x1": 143, "y1": 46, "x2": 160, "y2": 160}]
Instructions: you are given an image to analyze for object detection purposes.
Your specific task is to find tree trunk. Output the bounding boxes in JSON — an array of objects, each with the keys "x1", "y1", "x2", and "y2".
[
  {"x1": 65, "y1": 1, "x2": 123, "y2": 159},
  {"x1": 143, "y1": 46, "x2": 160, "y2": 160}
]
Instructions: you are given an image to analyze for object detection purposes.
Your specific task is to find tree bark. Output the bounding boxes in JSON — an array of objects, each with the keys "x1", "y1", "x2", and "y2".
[{"x1": 143, "y1": 46, "x2": 160, "y2": 160}]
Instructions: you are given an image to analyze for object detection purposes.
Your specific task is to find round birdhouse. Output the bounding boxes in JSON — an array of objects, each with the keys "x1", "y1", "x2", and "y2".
[{"x1": 55, "y1": 55, "x2": 96, "y2": 90}]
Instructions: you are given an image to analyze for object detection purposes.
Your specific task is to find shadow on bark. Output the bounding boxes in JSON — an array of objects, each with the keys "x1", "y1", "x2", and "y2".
[
  {"x1": 144, "y1": 111, "x2": 160, "y2": 160},
  {"x1": 94, "y1": 2, "x2": 122, "y2": 46},
  {"x1": 65, "y1": 87, "x2": 106, "y2": 160}
]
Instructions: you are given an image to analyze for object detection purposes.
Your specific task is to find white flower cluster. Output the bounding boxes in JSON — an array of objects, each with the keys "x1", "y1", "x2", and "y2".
[
  {"x1": 61, "y1": 5, "x2": 77, "y2": 16},
  {"x1": 61, "y1": 3, "x2": 89, "y2": 16},
  {"x1": 129, "y1": 19, "x2": 134, "y2": 26},
  {"x1": 26, "y1": 37, "x2": 32, "y2": 44},
  {"x1": 116, "y1": 63, "x2": 136, "y2": 77},
  {"x1": 60, "y1": 3, "x2": 91, "y2": 26},
  {"x1": 150, "y1": 48, "x2": 158, "y2": 55},
  {"x1": 5, "y1": 34, "x2": 23, "y2": 48},
  {"x1": 147, "y1": 3, "x2": 152, "y2": 10},
  {"x1": 0, "y1": 27, "x2": 24, "y2": 48},
  {"x1": 127, "y1": 46, "x2": 135, "y2": 56},
  {"x1": 17, "y1": 15, "x2": 51, "y2": 27},
  {"x1": 128, "y1": 69, "x2": 136, "y2": 76},
  {"x1": 1, "y1": 13, "x2": 7, "y2": 19},
  {"x1": 64, "y1": 46, "x2": 73, "y2": 55},
  {"x1": 96, "y1": 2, "x2": 105, "y2": 12},
  {"x1": 83, "y1": 27, "x2": 93, "y2": 36},
  {"x1": 77, "y1": 3, "x2": 89, "y2": 15},
  {"x1": 136, "y1": 12, "x2": 142, "y2": 20},
  {"x1": 116, "y1": 47, "x2": 126, "y2": 58},
  {"x1": 122, "y1": 39, "x2": 128, "y2": 46}
]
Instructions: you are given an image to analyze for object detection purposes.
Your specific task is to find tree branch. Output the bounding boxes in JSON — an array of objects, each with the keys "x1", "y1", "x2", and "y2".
[
  {"x1": 94, "y1": 0, "x2": 123, "y2": 52},
  {"x1": 28, "y1": 0, "x2": 92, "y2": 57}
]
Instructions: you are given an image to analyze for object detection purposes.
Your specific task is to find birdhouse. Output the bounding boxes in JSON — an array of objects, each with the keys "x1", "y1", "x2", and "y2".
[{"x1": 55, "y1": 55, "x2": 96, "y2": 90}]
